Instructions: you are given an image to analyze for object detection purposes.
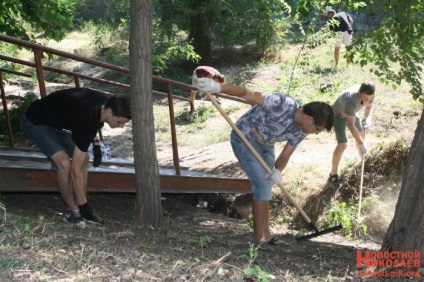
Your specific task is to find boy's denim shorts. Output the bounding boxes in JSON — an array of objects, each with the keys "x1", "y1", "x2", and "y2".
[
  {"x1": 22, "y1": 116, "x2": 75, "y2": 158},
  {"x1": 230, "y1": 130, "x2": 275, "y2": 201}
]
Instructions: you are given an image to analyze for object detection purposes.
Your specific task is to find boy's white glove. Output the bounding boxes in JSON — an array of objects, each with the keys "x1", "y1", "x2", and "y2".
[
  {"x1": 197, "y1": 77, "x2": 221, "y2": 96},
  {"x1": 358, "y1": 144, "x2": 367, "y2": 158},
  {"x1": 363, "y1": 117, "x2": 372, "y2": 129},
  {"x1": 269, "y1": 169, "x2": 283, "y2": 185}
]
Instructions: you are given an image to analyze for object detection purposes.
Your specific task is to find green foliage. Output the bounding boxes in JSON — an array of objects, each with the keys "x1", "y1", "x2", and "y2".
[
  {"x1": 324, "y1": 201, "x2": 367, "y2": 239},
  {"x1": 0, "y1": 0, "x2": 75, "y2": 41},
  {"x1": 152, "y1": 23, "x2": 200, "y2": 92},
  {"x1": 0, "y1": 201, "x2": 6, "y2": 222},
  {"x1": 199, "y1": 235, "x2": 213, "y2": 257},
  {"x1": 71, "y1": 0, "x2": 130, "y2": 27},
  {"x1": 79, "y1": 17, "x2": 200, "y2": 87},
  {"x1": 0, "y1": 201, "x2": 10, "y2": 241},
  {"x1": 23, "y1": 223, "x2": 31, "y2": 234},
  {"x1": 212, "y1": 0, "x2": 293, "y2": 54},
  {"x1": 247, "y1": 213, "x2": 254, "y2": 229},
  {"x1": 0, "y1": 44, "x2": 20, "y2": 68},
  {"x1": 0, "y1": 258, "x2": 19, "y2": 275},
  {"x1": 184, "y1": 105, "x2": 215, "y2": 133},
  {"x1": 350, "y1": 0, "x2": 424, "y2": 100},
  {"x1": 155, "y1": 0, "x2": 294, "y2": 57},
  {"x1": 199, "y1": 235, "x2": 213, "y2": 248},
  {"x1": 152, "y1": 39, "x2": 200, "y2": 77},
  {"x1": 244, "y1": 265, "x2": 276, "y2": 281},
  {"x1": 244, "y1": 243, "x2": 276, "y2": 281},
  {"x1": 204, "y1": 130, "x2": 229, "y2": 145},
  {"x1": 0, "y1": 92, "x2": 38, "y2": 145}
]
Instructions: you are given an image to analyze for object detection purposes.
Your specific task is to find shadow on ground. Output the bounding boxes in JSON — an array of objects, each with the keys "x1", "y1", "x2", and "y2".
[{"x1": 0, "y1": 192, "x2": 367, "y2": 281}]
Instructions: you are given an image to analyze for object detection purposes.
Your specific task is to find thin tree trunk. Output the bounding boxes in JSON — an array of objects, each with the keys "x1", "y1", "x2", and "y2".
[
  {"x1": 188, "y1": 0, "x2": 212, "y2": 64},
  {"x1": 382, "y1": 109, "x2": 424, "y2": 266},
  {"x1": 129, "y1": 0, "x2": 162, "y2": 226}
]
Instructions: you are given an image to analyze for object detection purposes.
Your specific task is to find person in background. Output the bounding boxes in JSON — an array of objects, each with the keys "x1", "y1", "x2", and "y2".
[
  {"x1": 197, "y1": 77, "x2": 334, "y2": 249},
  {"x1": 23, "y1": 87, "x2": 132, "y2": 224},
  {"x1": 327, "y1": 9, "x2": 353, "y2": 66},
  {"x1": 328, "y1": 81, "x2": 375, "y2": 186},
  {"x1": 187, "y1": 66, "x2": 225, "y2": 120}
]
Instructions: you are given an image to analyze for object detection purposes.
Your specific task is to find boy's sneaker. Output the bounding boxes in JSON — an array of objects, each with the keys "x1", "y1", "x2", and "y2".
[
  {"x1": 62, "y1": 210, "x2": 83, "y2": 223},
  {"x1": 79, "y1": 203, "x2": 104, "y2": 225},
  {"x1": 328, "y1": 173, "x2": 340, "y2": 186}
]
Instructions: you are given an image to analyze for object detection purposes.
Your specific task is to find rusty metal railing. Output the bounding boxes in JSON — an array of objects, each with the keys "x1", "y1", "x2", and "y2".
[
  {"x1": 0, "y1": 68, "x2": 32, "y2": 147},
  {"x1": 0, "y1": 34, "x2": 250, "y2": 175},
  {"x1": 0, "y1": 34, "x2": 197, "y2": 174}
]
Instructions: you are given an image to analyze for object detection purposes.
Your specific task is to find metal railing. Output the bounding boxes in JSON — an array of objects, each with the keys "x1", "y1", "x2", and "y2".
[
  {"x1": 0, "y1": 34, "x2": 198, "y2": 174},
  {"x1": 0, "y1": 34, "x2": 249, "y2": 175},
  {"x1": 0, "y1": 68, "x2": 32, "y2": 147}
]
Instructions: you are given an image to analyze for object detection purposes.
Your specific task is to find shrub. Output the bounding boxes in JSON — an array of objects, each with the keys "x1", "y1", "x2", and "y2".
[{"x1": 0, "y1": 92, "x2": 38, "y2": 145}]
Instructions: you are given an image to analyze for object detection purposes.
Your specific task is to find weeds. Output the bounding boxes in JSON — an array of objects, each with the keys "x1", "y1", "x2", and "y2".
[
  {"x1": 204, "y1": 130, "x2": 230, "y2": 145},
  {"x1": 324, "y1": 201, "x2": 367, "y2": 239},
  {"x1": 247, "y1": 213, "x2": 254, "y2": 229},
  {"x1": 244, "y1": 243, "x2": 276, "y2": 281},
  {"x1": 185, "y1": 104, "x2": 215, "y2": 133},
  {"x1": 199, "y1": 235, "x2": 213, "y2": 258},
  {"x1": 164, "y1": 214, "x2": 171, "y2": 232},
  {"x1": 0, "y1": 201, "x2": 6, "y2": 223},
  {"x1": 0, "y1": 258, "x2": 19, "y2": 275}
]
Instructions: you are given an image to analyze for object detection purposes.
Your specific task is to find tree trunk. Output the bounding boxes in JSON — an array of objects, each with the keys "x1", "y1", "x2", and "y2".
[
  {"x1": 129, "y1": 0, "x2": 162, "y2": 226},
  {"x1": 382, "y1": 109, "x2": 424, "y2": 266},
  {"x1": 188, "y1": 0, "x2": 212, "y2": 64}
]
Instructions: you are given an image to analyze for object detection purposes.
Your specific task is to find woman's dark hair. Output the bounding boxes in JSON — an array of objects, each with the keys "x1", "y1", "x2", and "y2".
[
  {"x1": 104, "y1": 95, "x2": 132, "y2": 119},
  {"x1": 303, "y1": 101, "x2": 334, "y2": 131}
]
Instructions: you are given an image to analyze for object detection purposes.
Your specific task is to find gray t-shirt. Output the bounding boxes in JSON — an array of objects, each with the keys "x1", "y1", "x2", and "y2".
[
  {"x1": 235, "y1": 94, "x2": 306, "y2": 147},
  {"x1": 332, "y1": 84, "x2": 374, "y2": 119}
]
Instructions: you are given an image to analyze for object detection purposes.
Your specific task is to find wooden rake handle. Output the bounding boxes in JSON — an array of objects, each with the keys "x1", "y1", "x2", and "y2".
[
  {"x1": 204, "y1": 92, "x2": 313, "y2": 224},
  {"x1": 358, "y1": 156, "x2": 365, "y2": 219}
]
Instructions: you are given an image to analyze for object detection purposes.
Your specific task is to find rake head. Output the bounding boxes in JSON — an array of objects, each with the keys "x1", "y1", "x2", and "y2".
[{"x1": 296, "y1": 224, "x2": 343, "y2": 241}]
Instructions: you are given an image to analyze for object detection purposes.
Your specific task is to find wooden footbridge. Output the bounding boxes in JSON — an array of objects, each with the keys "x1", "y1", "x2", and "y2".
[{"x1": 0, "y1": 35, "x2": 251, "y2": 194}]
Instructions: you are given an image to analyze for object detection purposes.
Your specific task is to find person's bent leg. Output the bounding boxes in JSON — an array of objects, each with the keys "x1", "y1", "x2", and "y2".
[
  {"x1": 50, "y1": 151, "x2": 77, "y2": 210},
  {"x1": 345, "y1": 46, "x2": 352, "y2": 64},
  {"x1": 186, "y1": 73, "x2": 199, "y2": 120},
  {"x1": 330, "y1": 117, "x2": 348, "y2": 178},
  {"x1": 72, "y1": 153, "x2": 89, "y2": 206},
  {"x1": 69, "y1": 148, "x2": 90, "y2": 206},
  {"x1": 360, "y1": 130, "x2": 365, "y2": 140},
  {"x1": 70, "y1": 148, "x2": 104, "y2": 224},
  {"x1": 252, "y1": 200, "x2": 270, "y2": 242},
  {"x1": 344, "y1": 31, "x2": 353, "y2": 65},
  {"x1": 355, "y1": 116, "x2": 365, "y2": 149},
  {"x1": 334, "y1": 47, "x2": 341, "y2": 66},
  {"x1": 82, "y1": 153, "x2": 89, "y2": 198},
  {"x1": 22, "y1": 118, "x2": 78, "y2": 210},
  {"x1": 331, "y1": 142, "x2": 348, "y2": 175},
  {"x1": 230, "y1": 131, "x2": 274, "y2": 243}
]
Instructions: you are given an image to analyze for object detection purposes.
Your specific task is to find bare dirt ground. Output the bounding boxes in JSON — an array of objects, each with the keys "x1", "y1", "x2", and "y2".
[{"x1": 1, "y1": 48, "x2": 423, "y2": 281}]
